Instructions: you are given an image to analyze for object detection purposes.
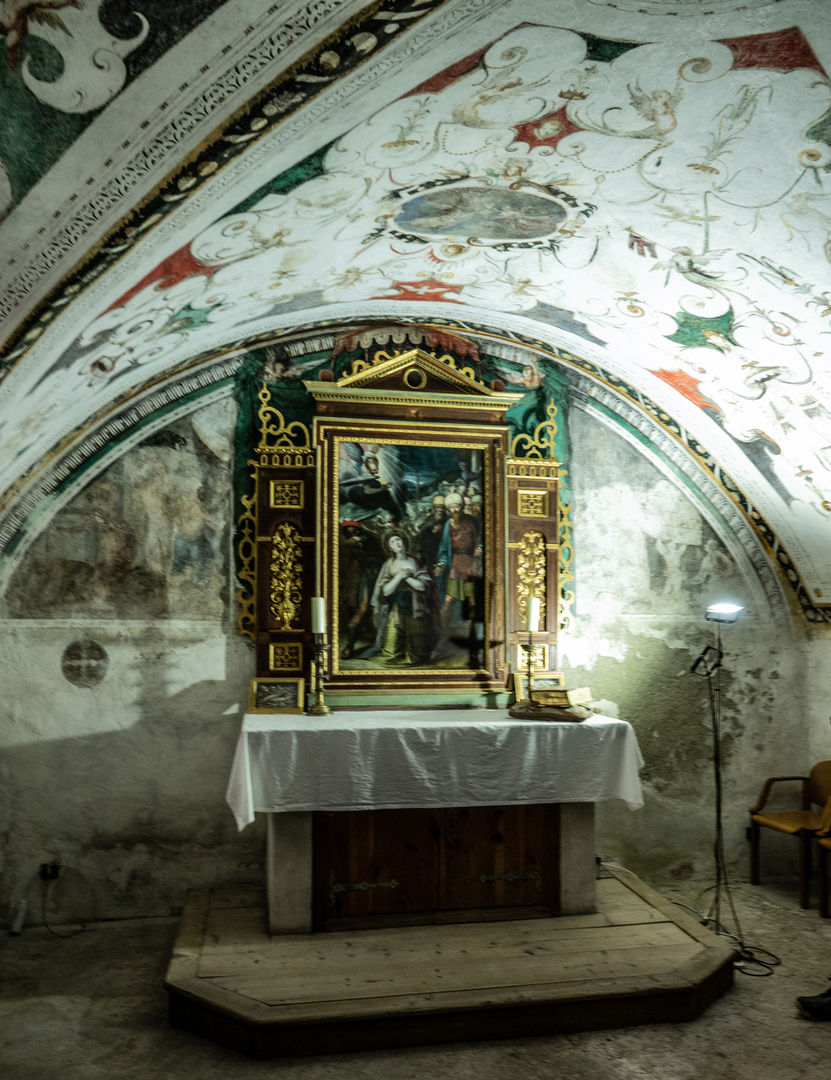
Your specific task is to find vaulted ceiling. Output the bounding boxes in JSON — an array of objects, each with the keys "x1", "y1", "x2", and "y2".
[{"x1": 1, "y1": 0, "x2": 830, "y2": 624}]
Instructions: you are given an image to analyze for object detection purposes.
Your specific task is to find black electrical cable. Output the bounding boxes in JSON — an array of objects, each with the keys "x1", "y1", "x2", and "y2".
[{"x1": 40, "y1": 865, "x2": 95, "y2": 938}]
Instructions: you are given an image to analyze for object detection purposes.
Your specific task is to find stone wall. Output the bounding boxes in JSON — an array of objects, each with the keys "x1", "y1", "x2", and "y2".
[
  {"x1": 0, "y1": 392, "x2": 822, "y2": 925},
  {"x1": 564, "y1": 406, "x2": 811, "y2": 887}
]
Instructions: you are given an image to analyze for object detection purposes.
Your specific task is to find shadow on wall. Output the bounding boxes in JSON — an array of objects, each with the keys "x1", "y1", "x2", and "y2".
[{"x1": 1, "y1": 629, "x2": 264, "y2": 927}]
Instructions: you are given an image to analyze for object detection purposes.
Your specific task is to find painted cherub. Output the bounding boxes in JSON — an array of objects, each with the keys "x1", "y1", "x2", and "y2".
[
  {"x1": 1, "y1": 0, "x2": 82, "y2": 69},
  {"x1": 625, "y1": 83, "x2": 683, "y2": 140}
]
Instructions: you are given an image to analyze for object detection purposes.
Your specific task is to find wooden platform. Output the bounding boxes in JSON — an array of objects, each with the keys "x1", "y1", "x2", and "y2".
[{"x1": 165, "y1": 870, "x2": 735, "y2": 1058}]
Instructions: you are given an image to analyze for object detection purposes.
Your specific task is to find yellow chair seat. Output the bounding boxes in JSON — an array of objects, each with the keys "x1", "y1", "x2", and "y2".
[{"x1": 751, "y1": 810, "x2": 823, "y2": 835}]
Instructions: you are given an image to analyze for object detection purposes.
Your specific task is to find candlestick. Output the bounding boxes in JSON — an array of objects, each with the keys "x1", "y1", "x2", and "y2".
[
  {"x1": 307, "y1": 633, "x2": 331, "y2": 716},
  {"x1": 311, "y1": 596, "x2": 326, "y2": 635}
]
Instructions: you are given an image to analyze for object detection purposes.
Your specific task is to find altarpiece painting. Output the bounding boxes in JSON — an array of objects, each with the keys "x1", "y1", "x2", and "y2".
[{"x1": 236, "y1": 334, "x2": 566, "y2": 707}]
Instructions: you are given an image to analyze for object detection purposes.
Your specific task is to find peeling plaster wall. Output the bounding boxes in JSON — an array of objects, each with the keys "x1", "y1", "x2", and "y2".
[
  {"x1": 562, "y1": 406, "x2": 812, "y2": 886},
  {"x1": 0, "y1": 403, "x2": 265, "y2": 925},
  {"x1": 0, "y1": 622, "x2": 263, "y2": 924},
  {"x1": 0, "y1": 394, "x2": 821, "y2": 925},
  {"x1": 805, "y1": 631, "x2": 831, "y2": 770}
]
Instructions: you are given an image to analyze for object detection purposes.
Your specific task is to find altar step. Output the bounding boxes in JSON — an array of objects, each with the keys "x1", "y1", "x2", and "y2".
[{"x1": 165, "y1": 869, "x2": 735, "y2": 1059}]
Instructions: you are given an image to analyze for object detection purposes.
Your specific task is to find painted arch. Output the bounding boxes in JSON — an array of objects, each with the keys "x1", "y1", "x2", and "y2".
[{"x1": 1, "y1": 0, "x2": 831, "y2": 624}]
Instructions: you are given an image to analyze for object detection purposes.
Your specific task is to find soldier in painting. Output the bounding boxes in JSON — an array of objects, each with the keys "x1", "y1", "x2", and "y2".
[
  {"x1": 416, "y1": 493, "x2": 447, "y2": 571},
  {"x1": 434, "y1": 491, "x2": 483, "y2": 623}
]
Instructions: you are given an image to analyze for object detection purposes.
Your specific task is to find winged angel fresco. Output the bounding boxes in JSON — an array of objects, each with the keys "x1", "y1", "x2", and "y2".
[{"x1": 0, "y1": 0, "x2": 80, "y2": 69}]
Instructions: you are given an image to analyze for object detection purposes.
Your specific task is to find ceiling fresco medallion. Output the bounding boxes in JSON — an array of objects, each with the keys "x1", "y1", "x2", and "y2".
[{"x1": 382, "y1": 177, "x2": 594, "y2": 252}]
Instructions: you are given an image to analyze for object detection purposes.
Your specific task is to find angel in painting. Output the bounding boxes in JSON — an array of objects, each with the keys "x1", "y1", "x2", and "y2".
[{"x1": 339, "y1": 442, "x2": 407, "y2": 524}]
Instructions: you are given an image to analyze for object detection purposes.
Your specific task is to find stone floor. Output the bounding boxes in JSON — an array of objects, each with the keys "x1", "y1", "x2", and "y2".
[{"x1": 2, "y1": 874, "x2": 831, "y2": 1080}]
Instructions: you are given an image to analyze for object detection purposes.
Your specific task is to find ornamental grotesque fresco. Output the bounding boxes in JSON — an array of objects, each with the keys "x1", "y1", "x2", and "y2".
[{"x1": 3, "y1": 12, "x2": 831, "y2": 616}]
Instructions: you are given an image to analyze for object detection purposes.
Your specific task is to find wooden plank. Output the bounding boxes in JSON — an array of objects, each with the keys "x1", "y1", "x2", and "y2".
[
  {"x1": 197, "y1": 919, "x2": 695, "y2": 982},
  {"x1": 187, "y1": 958, "x2": 733, "y2": 1029},
  {"x1": 602, "y1": 868, "x2": 727, "y2": 947},
  {"x1": 164, "y1": 890, "x2": 209, "y2": 983},
  {"x1": 214, "y1": 940, "x2": 706, "y2": 1008},
  {"x1": 201, "y1": 876, "x2": 673, "y2": 953},
  {"x1": 201, "y1": 906, "x2": 270, "y2": 948},
  {"x1": 317, "y1": 808, "x2": 440, "y2": 923},
  {"x1": 438, "y1": 805, "x2": 557, "y2": 912},
  {"x1": 197, "y1": 912, "x2": 693, "y2": 975},
  {"x1": 166, "y1": 878, "x2": 735, "y2": 1055},
  {"x1": 208, "y1": 886, "x2": 267, "y2": 909},
  {"x1": 324, "y1": 904, "x2": 554, "y2": 932}
]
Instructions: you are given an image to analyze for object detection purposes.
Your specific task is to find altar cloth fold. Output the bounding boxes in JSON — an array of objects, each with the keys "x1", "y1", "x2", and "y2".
[{"x1": 226, "y1": 710, "x2": 644, "y2": 831}]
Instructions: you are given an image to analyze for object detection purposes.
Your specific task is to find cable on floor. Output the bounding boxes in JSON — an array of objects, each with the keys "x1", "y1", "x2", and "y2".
[
  {"x1": 40, "y1": 865, "x2": 96, "y2": 938},
  {"x1": 598, "y1": 859, "x2": 781, "y2": 976}
]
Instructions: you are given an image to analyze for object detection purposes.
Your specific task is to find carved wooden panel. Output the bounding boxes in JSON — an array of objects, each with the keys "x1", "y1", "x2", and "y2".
[
  {"x1": 313, "y1": 805, "x2": 560, "y2": 931},
  {"x1": 235, "y1": 382, "x2": 318, "y2": 687},
  {"x1": 254, "y1": 463, "x2": 316, "y2": 678},
  {"x1": 507, "y1": 462, "x2": 559, "y2": 673}
]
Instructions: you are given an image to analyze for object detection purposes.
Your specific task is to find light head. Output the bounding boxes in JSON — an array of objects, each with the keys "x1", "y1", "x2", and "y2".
[{"x1": 705, "y1": 603, "x2": 744, "y2": 625}]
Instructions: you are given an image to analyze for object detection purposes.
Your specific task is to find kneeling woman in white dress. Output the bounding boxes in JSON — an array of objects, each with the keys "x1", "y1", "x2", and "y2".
[{"x1": 365, "y1": 530, "x2": 441, "y2": 666}]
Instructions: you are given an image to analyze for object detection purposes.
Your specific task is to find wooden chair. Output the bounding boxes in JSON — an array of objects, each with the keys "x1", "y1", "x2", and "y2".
[
  {"x1": 749, "y1": 761, "x2": 831, "y2": 908},
  {"x1": 816, "y1": 806, "x2": 831, "y2": 919}
]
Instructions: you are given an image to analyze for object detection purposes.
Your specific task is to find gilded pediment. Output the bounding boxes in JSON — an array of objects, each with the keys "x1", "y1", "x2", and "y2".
[{"x1": 304, "y1": 347, "x2": 523, "y2": 423}]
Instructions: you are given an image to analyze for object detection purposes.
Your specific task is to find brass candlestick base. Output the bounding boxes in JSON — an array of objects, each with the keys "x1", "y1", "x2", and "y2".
[
  {"x1": 526, "y1": 631, "x2": 535, "y2": 705},
  {"x1": 307, "y1": 635, "x2": 331, "y2": 716}
]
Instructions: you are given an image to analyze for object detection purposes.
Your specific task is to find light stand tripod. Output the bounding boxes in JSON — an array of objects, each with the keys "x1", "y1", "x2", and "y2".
[
  {"x1": 689, "y1": 604, "x2": 781, "y2": 975},
  {"x1": 690, "y1": 604, "x2": 744, "y2": 944}
]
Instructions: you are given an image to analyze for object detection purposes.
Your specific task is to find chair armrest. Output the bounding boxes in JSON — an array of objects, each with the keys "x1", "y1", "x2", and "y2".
[
  {"x1": 817, "y1": 797, "x2": 831, "y2": 837},
  {"x1": 749, "y1": 775, "x2": 809, "y2": 814}
]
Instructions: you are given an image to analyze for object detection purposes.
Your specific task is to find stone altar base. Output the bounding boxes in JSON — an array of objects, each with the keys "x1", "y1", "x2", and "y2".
[{"x1": 165, "y1": 869, "x2": 735, "y2": 1059}]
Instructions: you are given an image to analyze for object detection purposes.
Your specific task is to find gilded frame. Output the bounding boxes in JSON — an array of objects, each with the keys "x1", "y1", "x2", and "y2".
[
  {"x1": 512, "y1": 670, "x2": 564, "y2": 703},
  {"x1": 315, "y1": 417, "x2": 508, "y2": 698},
  {"x1": 248, "y1": 676, "x2": 305, "y2": 714}
]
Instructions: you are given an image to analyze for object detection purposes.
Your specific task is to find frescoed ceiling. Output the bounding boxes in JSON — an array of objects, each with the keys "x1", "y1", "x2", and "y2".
[{"x1": 2, "y1": 0, "x2": 831, "y2": 623}]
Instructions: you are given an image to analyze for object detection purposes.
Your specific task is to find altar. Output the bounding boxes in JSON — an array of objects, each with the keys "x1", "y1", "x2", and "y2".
[{"x1": 226, "y1": 709, "x2": 644, "y2": 934}]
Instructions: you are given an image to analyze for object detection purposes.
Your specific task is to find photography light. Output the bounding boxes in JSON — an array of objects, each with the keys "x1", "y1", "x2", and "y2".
[{"x1": 705, "y1": 603, "x2": 744, "y2": 624}]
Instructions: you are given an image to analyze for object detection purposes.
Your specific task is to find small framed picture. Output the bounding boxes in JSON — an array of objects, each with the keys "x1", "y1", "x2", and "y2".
[
  {"x1": 249, "y1": 676, "x2": 305, "y2": 714},
  {"x1": 512, "y1": 670, "x2": 564, "y2": 703}
]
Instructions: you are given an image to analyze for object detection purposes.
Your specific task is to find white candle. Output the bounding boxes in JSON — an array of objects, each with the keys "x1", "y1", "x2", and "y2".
[
  {"x1": 527, "y1": 597, "x2": 541, "y2": 632},
  {"x1": 311, "y1": 596, "x2": 326, "y2": 634}
]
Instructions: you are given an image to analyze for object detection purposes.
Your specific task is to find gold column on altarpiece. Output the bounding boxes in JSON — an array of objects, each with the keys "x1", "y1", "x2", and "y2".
[{"x1": 236, "y1": 384, "x2": 316, "y2": 681}]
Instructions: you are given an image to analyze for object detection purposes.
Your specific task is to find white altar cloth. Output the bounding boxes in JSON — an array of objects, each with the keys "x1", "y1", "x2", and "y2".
[{"x1": 226, "y1": 710, "x2": 644, "y2": 831}]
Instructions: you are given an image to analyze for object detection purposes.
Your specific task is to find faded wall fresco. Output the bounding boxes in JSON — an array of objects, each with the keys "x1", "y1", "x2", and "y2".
[
  {"x1": 0, "y1": 394, "x2": 262, "y2": 924},
  {"x1": 5, "y1": 401, "x2": 232, "y2": 619}
]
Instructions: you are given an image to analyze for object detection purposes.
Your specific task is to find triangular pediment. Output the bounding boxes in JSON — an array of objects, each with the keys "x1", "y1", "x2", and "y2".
[
  {"x1": 304, "y1": 347, "x2": 523, "y2": 423},
  {"x1": 335, "y1": 347, "x2": 492, "y2": 396}
]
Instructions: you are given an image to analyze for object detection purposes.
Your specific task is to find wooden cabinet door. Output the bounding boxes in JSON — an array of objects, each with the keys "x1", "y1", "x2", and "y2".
[
  {"x1": 314, "y1": 804, "x2": 560, "y2": 930},
  {"x1": 439, "y1": 805, "x2": 559, "y2": 914},
  {"x1": 314, "y1": 809, "x2": 439, "y2": 928}
]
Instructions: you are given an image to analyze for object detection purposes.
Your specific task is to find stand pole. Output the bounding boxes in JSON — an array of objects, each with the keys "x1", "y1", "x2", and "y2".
[{"x1": 691, "y1": 622, "x2": 743, "y2": 945}]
